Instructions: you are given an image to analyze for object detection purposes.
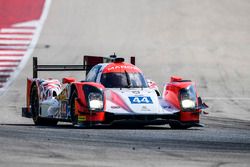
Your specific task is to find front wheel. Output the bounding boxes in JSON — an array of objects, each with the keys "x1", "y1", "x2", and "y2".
[
  {"x1": 169, "y1": 121, "x2": 191, "y2": 129},
  {"x1": 70, "y1": 90, "x2": 78, "y2": 125}
]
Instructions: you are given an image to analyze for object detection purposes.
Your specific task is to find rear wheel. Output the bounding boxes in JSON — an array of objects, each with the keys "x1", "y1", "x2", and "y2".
[{"x1": 30, "y1": 85, "x2": 58, "y2": 126}]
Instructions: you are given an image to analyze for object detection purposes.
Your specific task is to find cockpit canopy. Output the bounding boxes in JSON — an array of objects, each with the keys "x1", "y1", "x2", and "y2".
[
  {"x1": 86, "y1": 62, "x2": 148, "y2": 88},
  {"x1": 100, "y1": 72, "x2": 148, "y2": 88}
]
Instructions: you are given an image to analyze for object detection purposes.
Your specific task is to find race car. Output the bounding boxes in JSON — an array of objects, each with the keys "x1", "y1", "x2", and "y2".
[{"x1": 22, "y1": 55, "x2": 208, "y2": 129}]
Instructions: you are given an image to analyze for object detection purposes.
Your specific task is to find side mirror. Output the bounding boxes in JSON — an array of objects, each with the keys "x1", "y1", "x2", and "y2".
[
  {"x1": 197, "y1": 96, "x2": 209, "y2": 110},
  {"x1": 198, "y1": 97, "x2": 202, "y2": 106},
  {"x1": 62, "y1": 77, "x2": 76, "y2": 84}
]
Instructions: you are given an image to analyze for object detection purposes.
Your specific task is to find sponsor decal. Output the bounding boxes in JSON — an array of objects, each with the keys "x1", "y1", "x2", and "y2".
[
  {"x1": 78, "y1": 116, "x2": 86, "y2": 122},
  {"x1": 107, "y1": 65, "x2": 139, "y2": 71},
  {"x1": 132, "y1": 91, "x2": 140, "y2": 94},
  {"x1": 111, "y1": 106, "x2": 121, "y2": 109},
  {"x1": 61, "y1": 101, "x2": 69, "y2": 115},
  {"x1": 57, "y1": 88, "x2": 67, "y2": 101},
  {"x1": 129, "y1": 96, "x2": 153, "y2": 104},
  {"x1": 141, "y1": 106, "x2": 151, "y2": 111},
  {"x1": 163, "y1": 105, "x2": 172, "y2": 109},
  {"x1": 61, "y1": 102, "x2": 66, "y2": 113}
]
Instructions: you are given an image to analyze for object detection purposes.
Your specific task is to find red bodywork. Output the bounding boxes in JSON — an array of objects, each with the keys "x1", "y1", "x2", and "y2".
[
  {"x1": 72, "y1": 82, "x2": 106, "y2": 123},
  {"x1": 163, "y1": 76, "x2": 200, "y2": 122}
]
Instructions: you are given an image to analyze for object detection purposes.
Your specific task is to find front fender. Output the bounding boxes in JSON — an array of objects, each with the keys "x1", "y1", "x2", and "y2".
[
  {"x1": 70, "y1": 82, "x2": 106, "y2": 123},
  {"x1": 70, "y1": 82, "x2": 106, "y2": 112},
  {"x1": 162, "y1": 76, "x2": 202, "y2": 122}
]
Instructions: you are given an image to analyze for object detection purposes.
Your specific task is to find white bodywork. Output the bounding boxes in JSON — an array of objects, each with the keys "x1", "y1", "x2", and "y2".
[
  {"x1": 95, "y1": 63, "x2": 178, "y2": 115},
  {"x1": 38, "y1": 79, "x2": 62, "y2": 117},
  {"x1": 105, "y1": 88, "x2": 179, "y2": 115}
]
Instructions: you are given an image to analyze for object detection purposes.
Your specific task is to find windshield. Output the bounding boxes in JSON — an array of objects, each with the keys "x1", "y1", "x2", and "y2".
[
  {"x1": 180, "y1": 85, "x2": 196, "y2": 101},
  {"x1": 100, "y1": 72, "x2": 148, "y2": 88}
]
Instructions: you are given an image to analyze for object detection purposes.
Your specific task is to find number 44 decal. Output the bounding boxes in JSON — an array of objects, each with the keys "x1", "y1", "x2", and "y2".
[{"x1": 129, "y1": 96, "x2": 153, "y2": 104}]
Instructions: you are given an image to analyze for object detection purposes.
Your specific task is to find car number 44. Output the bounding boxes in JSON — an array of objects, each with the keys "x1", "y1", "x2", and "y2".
[{"x1": 129, "y1": 96, "x2": 153, "y2": 104}]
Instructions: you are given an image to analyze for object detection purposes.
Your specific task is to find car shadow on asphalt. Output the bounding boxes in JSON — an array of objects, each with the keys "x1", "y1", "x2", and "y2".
[{"x1": 0, "y1": 123, "x2": 203, "y2": 131}]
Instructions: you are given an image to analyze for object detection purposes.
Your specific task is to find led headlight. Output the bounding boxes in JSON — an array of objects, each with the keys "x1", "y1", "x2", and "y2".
[
  {"x1": 180, "y1": 85, "x2": 197, "y2": 110},
  {"x1": 181, "y1": 99, "x2": 196, "y2": 109},
  {"x1": 88, "y1": 92, "x2": 103, "y2": 110}
]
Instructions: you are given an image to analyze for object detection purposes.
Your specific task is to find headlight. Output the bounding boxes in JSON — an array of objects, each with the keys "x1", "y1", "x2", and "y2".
[
  {"x1": 88, "y1": 92, "x2": 103, "y2": 110},
  {"x1": 179, "y1": 85, "x2": 197, "y2": 110},
  {"x1": 181, "y1": 99, "x2": 196, "y2": 109}
]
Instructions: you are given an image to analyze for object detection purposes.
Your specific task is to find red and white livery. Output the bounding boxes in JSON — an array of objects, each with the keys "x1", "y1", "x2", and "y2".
[{"x1": 22, "y1": 55, "x2": 208, "y2": 129}]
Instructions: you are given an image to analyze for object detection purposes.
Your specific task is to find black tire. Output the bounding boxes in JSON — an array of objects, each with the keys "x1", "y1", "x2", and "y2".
[
  {"x1": 30, "y1": 85, "x2": 58, "y2": 126},
  {"x1": 169, "y1": 121, "x2": 191, "y2": 129},
  {"x1": 70, "y1": 90, "x2": 78, "y2": 125}
]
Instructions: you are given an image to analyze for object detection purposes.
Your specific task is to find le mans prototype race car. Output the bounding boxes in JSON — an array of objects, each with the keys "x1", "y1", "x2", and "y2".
[{"x1": 22, "y1": 55, "x2": 208, "y2": 129}]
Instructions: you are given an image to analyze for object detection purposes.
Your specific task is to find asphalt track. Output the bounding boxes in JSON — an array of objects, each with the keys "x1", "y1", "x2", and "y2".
[
  {"x1": 0, "y1": 0, "x2": 250, "y2": 166},
  {"x1": 0, "y1": 117, "x2": 249, "y2": 167}
]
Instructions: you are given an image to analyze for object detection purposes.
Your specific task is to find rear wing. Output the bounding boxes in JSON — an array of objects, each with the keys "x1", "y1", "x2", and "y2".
[{"x1": 32, "y1": 55, "x2": 135, "y2": 78}]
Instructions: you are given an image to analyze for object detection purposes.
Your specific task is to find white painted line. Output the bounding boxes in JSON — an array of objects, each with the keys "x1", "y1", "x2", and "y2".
[
  {"x1": 0, "y1": 56, "x2": 23, "y2": 60},
  {"x1": 0, "y1": 40, "x2": 30, "y2": 44},
  {"x1": 204, "y1": 97, "x2": 250, "y2": 101},
  {"x1": 0, "y1": 54, "x2": 24, "y2": 57},
  {"x1": 0, "y1": 67, "x2": 16, "y2": 70},
  {"x1": 0, "y1": 0, "x2": 52, "y2": 95},
  {"x1": 0, "y1": 46, "x2": 28, "y2": 50},
  {"x1": 0, "y1": 34, "x2": 33, "y2": 38},
  {"x1": 0, "y1": 28, "x2": 35, "y2": 33},
  {"x1": 0, "y1": 72, "x2": 13, "y2": 75},
  {"x1": 0, "y1": 50, "x2": 26, "y2": 54},
  {"x1": 0, "y1": 62, "x2": 19, "y2": 65},
  {"x1": 0, "y1": 59, "x2": 20, "y2": 62}
]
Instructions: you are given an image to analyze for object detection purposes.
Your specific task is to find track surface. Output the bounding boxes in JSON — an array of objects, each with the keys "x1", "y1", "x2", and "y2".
[
  {"x1": 1, "y1": 0, "x2": 250, "y2": 122},
  {"x1": 0, "y1": 117, "x2": 250, "y2": 167},
  {"x1": 0, "y1": 0, "x2": 250, "y2": 166}
]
